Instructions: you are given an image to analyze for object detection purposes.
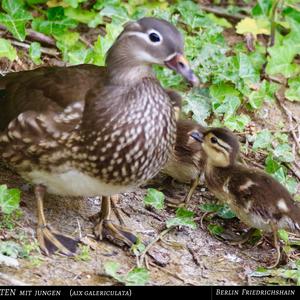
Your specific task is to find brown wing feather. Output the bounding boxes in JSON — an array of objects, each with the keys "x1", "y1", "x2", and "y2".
[{"x1": 0, "y1": 64, "x2": 106, "y2": 130}]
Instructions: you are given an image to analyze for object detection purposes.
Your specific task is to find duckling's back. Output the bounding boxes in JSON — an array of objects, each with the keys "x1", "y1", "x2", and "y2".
[{"x1": 227, "y1": 165, "x2": 300, "y2": 233}]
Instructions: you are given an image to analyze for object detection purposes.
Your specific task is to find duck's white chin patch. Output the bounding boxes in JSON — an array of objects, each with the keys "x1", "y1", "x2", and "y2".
[{"x1": 22, "y1": 169, "x2": 135, "y2": 197}]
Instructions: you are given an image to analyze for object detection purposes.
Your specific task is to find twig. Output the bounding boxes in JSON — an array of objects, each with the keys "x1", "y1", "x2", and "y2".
[
  {"x1": 198, "y1": 4, "x2": 247, "y2": 20},
  {"x1": 186, "y1": 245, "x2": 201, "y2": 266},
  {"x1": 8, "y1": 40, "x2": 59, "y2": 57},
  {"x1": 76, "y1": 217, "x2": 82, "y2": 239},
  {"x1": 79, "y1": 36, "x2": 93, "y2": 48},
  {"x1": 138, "y1": 227, "x2": 173, "y2": 267},
  {"x1": 0, "y1": 24, "x2": 56, "y2": 46}
]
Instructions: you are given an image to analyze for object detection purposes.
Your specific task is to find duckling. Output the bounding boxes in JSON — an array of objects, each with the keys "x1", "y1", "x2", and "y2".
[
  {"x1": 200, "y1": 127, "x2": 300, "y2": 267},
  {"x1": 162, "y1": 119, "x2": 205, "y2": 204}
]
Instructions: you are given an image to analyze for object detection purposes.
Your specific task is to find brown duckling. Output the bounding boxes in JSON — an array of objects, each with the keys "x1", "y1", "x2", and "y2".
[
  {"x1": 199, "y1": 127, "x2": 300, "y2": 267},
  {"x1": 0, "y1": 17, "x2": 198, "y2": 255},
  {"x1": 162, "y1": 119, "x2": 205, "y2": 204}
]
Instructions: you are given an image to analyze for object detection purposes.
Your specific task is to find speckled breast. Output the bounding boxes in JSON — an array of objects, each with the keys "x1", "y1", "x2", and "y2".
[{"x1": 81, "y1": 78, "x2": 177, "y2": 187}]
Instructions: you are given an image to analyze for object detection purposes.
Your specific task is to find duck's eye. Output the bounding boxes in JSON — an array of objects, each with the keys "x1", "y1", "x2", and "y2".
[
  {"x1": 190, "y1": 131, "x2": 203, "y2": 143},
  {"x1": 149, "y1": 32, "x2": 160, "y2": 43},
  {"x1": 210, "y1": 137, "x2": 218, "y2": 144}
]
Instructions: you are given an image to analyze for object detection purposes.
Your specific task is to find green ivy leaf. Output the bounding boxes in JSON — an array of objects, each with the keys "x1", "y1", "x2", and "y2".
[
  {"x1": 217, "y1": 205, "x2": 236, "y2": 219},
  {"x1": 130, "y1": 238, "x2": 145, "y2": 256},
  {"x1": 248, "y1": 80, "x2": 277, "y2": 109},
  {"x1": 64, "y1": 0, "x2": 86, "y2": 8},
  {"x1": 144, "y1": 188, "x2": 165, "y2": 210},
  {"x1": 64, "y1": 7, "x2": 96, "y2": 23},
  {"x1": 265, "y1": 155, "x2": 282, "y2": 174},
  {"x1": 215, "y1": 96, "x2": 241, "y2": 120},
  {"x1": 207, "y1": 224, "x2": 224, "y2": 236},
  {"x1": 29, "y1": 42, "x2": 42, "y2": 65},
  {"x1": 210, "y1": 82, "x2": 240, "y2": 102},
  {"x1": 273, "y1": 144, "x2": 294, "y2": 163},
  {"x1": 265, "y1": 155, "x2": 298, "y2": 194},
  {"x1": 26, "y1": 0, "x2": 47, "y2": 4},
  {"x1": 266, "y1": 45, "x2": 300, "y2": 78},
  {"x1": 0, "y1": 0, "x2": 32, "y2": 41},
  {"x1": 0, "y1": 38, "x2": 17, "y2": 61},
  {"x1": 166, "y1": 207, "x2": 197, "y2": 229},
  {"x1": 206, "y1": 13, "x2": 232, "y2": 28},
  {"x1": 252, "y1": 129, "x2": 272, "y2": 150},
  {"x1": 285, "y1": 77, "x2": 300, "y2": 102},
  {"x1": 182, "y1": 88, "x2": 211, "y2": 126},
  {"x1": 103, "y1": 261, "x2": 149, "y2": 286},
  {"x1": 0, "y1": 185, "x2": 21, "y2": 214},
  {"x1": 252, "y1": 0, "x2": 272, "y2": 16},
  {"x1": 125, "y1": 268, "x2": 150, "y2": 286},
  {"x1": 199, "y1": 203, "x2": 235, "y2": 219},
  {"x1": 285, "y1": 177, "x2": 298, "y2": 195},
  {"x1": 104, "y1": 261, "x2": 123, "y2": 282},
  {"x1": 277, "y1": 229, "x2": 289, "y2": 244},
  {"x1": 176, "y1": 1, "x2": 207, "y2": 30},
  {"x1": 199, "y1": 203, "x2": 223, "y2": 213},
  {"x1": 32, "y1": 7, "x2": 77, "y2": 36},
  {"x1": 238, "y1": 53, "x2": 260, "y2": 84},
  {"x1": 224, "y1": 114, "x2": 250, "y2": 132}
]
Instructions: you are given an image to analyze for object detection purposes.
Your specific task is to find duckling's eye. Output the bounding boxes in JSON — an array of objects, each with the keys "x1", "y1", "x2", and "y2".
[
  {"x1": 190, "y1": 131, "x2": 203, "y2": 143},
  {"x1": 149, "y1": 32, "x2": 160, "y2": 43},
  {"x1": 210, "y1": 137, "x2": 218, "y2": 144}
]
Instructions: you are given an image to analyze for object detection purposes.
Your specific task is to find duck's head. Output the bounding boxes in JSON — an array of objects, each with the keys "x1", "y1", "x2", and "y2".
[
  {"x1": 175, "y1": 120, "x2": 205, "y2": 163},
  {"x1": 106, "y1": 17, "x2": 198, "y2": 86},
  {"x1": 200, "y1": 127, "x2": 240, "y2": 168}
]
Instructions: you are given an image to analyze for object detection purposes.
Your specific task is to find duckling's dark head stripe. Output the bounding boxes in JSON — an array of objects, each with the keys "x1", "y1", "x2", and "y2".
[
  {"x1": 210, "y1": 128, "x2": 239, "y2": 148},
  {"x1": 207, "y1": 127, "x2": 240, "y2": 166}
]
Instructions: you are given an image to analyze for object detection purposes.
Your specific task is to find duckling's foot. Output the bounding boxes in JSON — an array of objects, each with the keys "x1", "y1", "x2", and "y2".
[
  {"x1": 93, "y1": 196, "x2": 137, "y2": 247},
  {"x1": 184, "y1": 176, "x2": 200, "y2": 204},
  {"x1": 166, "y1": 176, "x2": 200, "y2": 208},
  {"x1": 35, "y1": 185, "x2": 78, "y2": 256},
  {"x1": 267, "y1": 226, "x2": 282, "y2": 269}
]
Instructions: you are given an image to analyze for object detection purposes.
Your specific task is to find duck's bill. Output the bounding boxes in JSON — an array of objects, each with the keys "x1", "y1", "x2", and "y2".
[{"x1": 164, "y1": 53, "x2": 199, "y2": 87}]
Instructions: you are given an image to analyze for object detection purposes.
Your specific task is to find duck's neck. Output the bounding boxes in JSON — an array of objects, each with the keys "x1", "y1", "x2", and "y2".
[
  {"x1": 106, "y1": 41, "x2": 155, "y2": 86},
  {"x1": 205, "y1": 161, "x2": 234, "y2": 190}
]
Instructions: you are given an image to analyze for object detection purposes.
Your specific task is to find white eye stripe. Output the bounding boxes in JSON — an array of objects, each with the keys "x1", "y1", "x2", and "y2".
[{"x1": 164, "y1": 52, "x2": 178, "y2": 62}]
